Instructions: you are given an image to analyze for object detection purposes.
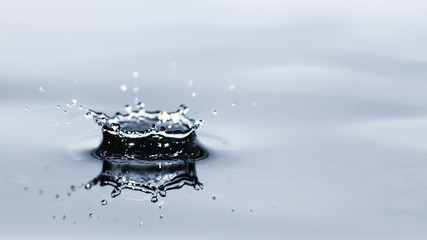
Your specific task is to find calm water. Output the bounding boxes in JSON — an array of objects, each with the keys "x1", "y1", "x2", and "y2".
[{"x1": 2, "y1": 0, "x2": 427, "y2": 239}]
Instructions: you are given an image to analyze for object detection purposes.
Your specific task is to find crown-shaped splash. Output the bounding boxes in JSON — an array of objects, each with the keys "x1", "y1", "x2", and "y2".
[
  {"x1": 87, "y1": 102, "x2": 204, "y2": 139},
  {"x1": 86, "y1": 102, "x2": 208, "y2": 161}
]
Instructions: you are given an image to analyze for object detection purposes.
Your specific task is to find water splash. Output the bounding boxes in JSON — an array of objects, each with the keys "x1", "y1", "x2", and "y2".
[
  {"x1": 85, "y1": 103, "x2": 207, "y2": 201},
  {"x1": 87, "y1": 103, "x2": 207, "y2": 160}
]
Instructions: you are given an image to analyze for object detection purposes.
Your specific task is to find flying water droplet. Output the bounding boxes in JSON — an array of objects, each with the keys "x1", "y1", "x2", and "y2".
[
  {"x1": 101, "y1": 200, "x2": 108, "y2": 206},
  {"x1": 71, "y1": 99, "x2": 77, "y2": 105},
  {"x1": 55, "y1": 194, "x2": 60, "y2": 199},
  {"x1": 70, "y1": 185, "x2": 76, "y2": 192},
  {"x1": 212, "y1": 110, "x2": 217, "y2": 115},
  {"x1": 139, "y1": 221, "x2": 143, "y2": 227},
  {"x1": 133, "y1": 71, "x2": 139, "y2": 78},
  {"x1": 119, "y1": 84, "x2": 127, "y2": 92},
  {"x1": 63, "y1": 110, "x2": 68, "y2": 114},
  {"x1": 39, "y1": 86, "x2": 45, "y2": 93},
  {"x1": 159, "y1": 214, "x2": 164, "y2": 219},
  {"x1": 212, "y1": 195, "x2": 216, "y2": 200},
  {"x1": 89, "y1": 213, "x2": 93, "y2": 218},
  {"x1": 85, "y1": 112, "x2": 92, "y2": 119},
  {"x1": 188, "y1": 80, "x2": 194, "y2": 86},
  {"x1": 56, "y1": 104, "x2": 61, "y2": 109},
  {"x1": 229, "y1": 84, "x2": 236, "y2": 91},
  {"x1": 191, "y1": 92, "x2": 196, "y2": 98},
  {"x1": 24, "y1": 106, "x2": 30, "y2": 111},
  {"x1": 151, "y1": 195, "x2": 158, "y2": 203},
  {"x1": 62, "y1": 214, "x2": 67, "y2": 221}
]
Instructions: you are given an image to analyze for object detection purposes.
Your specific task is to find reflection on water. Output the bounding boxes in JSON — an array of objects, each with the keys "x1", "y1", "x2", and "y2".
[{"x1": 86, "y1": 159, "x2": 202, "y2": 203}]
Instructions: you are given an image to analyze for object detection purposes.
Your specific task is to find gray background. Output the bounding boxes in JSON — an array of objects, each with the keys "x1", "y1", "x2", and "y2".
[{"x1": 1, "y1": 0, "x2": 427, "y2": 239}]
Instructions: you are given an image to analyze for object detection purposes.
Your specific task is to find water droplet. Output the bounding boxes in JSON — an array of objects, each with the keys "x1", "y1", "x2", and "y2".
[
  {"x1": 23, "y1": 187, "x2": 28, "y2": 191},
  {"x1": 133, "y1": 87, "x2": 139, "y2": 92},
  {"x1": 191, "y1": 92, "x2": 196, "y2": 98},
  {"x1": 111, "y1": 188, "x2": 121, "y2": 198},
  {"x1": 85, "y1": 112, "x2": 92, "y2": 119},
  {"x1": 89, "y1": 213, "x2": 93, "y2": 218},
  {"x1": 231, "y1": 102, "x2": 236, "y2": 107},
  {"x1": 62, "y1": 214, "x2": 67, "y2": 221},
  {"x1": 194, "y1": 183, "x2": 203, "y2": 191},
  {"x1": 55, "y1": 194, "x2": 60, "y2": 199},
  {"x1": 78, "y1": 105, "x2": 83, "y2": 110},
  {"x1": 85, "y1": 183, "x2": 92, "y2": 189},
  {"x1": 159, "y1": 214, "x2": 164, "y2": 219},
  {"x1": 39, "y1": 86, "x2": 45, "y2": 93},
  {"x1": 39, "y1": 190, "x2": 43, "y2": 194},
  {"x1": 212, "y1": 196, "x2": 216, "y2": 200},
  {"x1": 70, "y1": 185, "x2": 76, "y2": 192},
  {"x1": 101, "y1": 200, "x2": 108, "y2": 206},
  {"x1": 139, "y1": 221, "x2": 143, "y2": 227},
  {"x1": 65, "y1": 121, "x2": 70, "y2": 125},
  {"x1": 71, "y1": 99, "x2": 77, "y2": 104},
  {"x1": 231, "y1": 209, "x2": 235, "y2": 213},
  {"x1": 229, "y1": 84, "x2": 236, "y2": 91},
  {"x1": 133, "y1": 71, "x2": 139, "y2": 78},
  {"x1": 67, "y1": 192, "x2": 71, "y2": 197},
  {"x1": 63, "y1": 110, "x2": 68, "y2": 113},
  {"x1": 24, "y1": 106, "x2": 30, "y2": 111},
  {"x1": 137, "y1": 102, "x2": 145, "y2": 109},
  {"x1": 212, "y1": 110, "x2": 217, "y2": 115},
  {"x1": 111, "y1": 123, "x2": 120, "y2": 131},
  {"x1": 151, "y1": 195, "x2": 158, "y2": 203},
  {"x1": 52, "y1": 215, "x2": 56, "y2": 220},
  {"x1": 56, "y1": 104, "x2": 61, "y2": 109},
  {"x1": 250, "y1": 209, "x2": 254, "y2": 212},
  {"x1": 124, "y1": 105, "x2": 132, "y2": 113},
  {"x1": 53, "y1": 122, "x2": 59, "y2": 126},
  {"x1": 188, "y1": 80, "x2": 194, "y2": 86},
  {"x1": 119, "y1": 84, "x2": 127, "y2": 92}
]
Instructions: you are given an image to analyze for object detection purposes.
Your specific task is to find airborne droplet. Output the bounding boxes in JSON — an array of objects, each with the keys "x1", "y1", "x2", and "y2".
[
  {"x1": 119, "y1": 84, "x2": 127, "y2": 92},
  {"x1": 132, "y1": 71, "x2": 139, "y2": 78}
]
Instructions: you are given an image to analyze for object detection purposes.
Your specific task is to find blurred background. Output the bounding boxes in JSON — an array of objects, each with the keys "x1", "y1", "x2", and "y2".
[{"x1": 1, "y1": 0, "x2": 427, "y2": 239}]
